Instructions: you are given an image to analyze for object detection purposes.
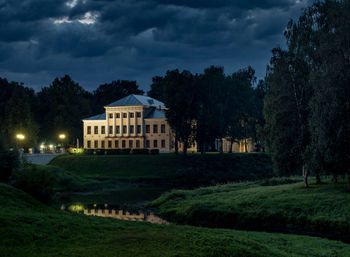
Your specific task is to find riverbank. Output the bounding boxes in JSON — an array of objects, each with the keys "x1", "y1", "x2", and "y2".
[
  {"x1": 151, "y1": 178, "x2": 350, "y2": 242},
  {"x1": 2, "y1": 182, "x2": 350, "y2": 257}
]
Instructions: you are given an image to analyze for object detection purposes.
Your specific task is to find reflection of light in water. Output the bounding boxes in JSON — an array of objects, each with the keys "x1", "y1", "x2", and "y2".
[{"x1": 64, "y1": 204, "x2": 169, "y2": 225}]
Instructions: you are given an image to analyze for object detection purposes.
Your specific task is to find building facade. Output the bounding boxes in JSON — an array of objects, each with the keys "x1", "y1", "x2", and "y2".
[
  {"x1": 82, "y1": 95, "x2": 173, "y2": 152},
  {"x1": 82, "y1": 94, "x2": 254, "y2": 153}
]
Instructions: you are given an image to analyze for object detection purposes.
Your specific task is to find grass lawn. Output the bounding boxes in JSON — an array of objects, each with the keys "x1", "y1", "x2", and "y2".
[
  {"x1": 151, "y1": 178, "x2": 350, "y2": 241},
  {"x1": 50, "y1": 153, "x2": 273, "y2": 186},
  {"x1": 2, "y1": 182, "x2": 350, "y2": 257}
]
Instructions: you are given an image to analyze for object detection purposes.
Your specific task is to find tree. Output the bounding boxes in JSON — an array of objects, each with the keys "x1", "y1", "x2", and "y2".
[
  {"x1": 0, "y1": 135, "x2": 19, "y2": 182},
  {"x1": 0, "y1": 78, "x2": 38, "y2": 147},
  {"x1": 37, "y1": 75, "x2": 93, "y2": 144},
  {"x1": 93, "y1": 80, "x2": 144, "y2": 112},
  {"x1": 264, "y1": 48, "x2": 311, "y2": 186},
  {"x1": 148, "y1": 76, "x2": 166, "y2": 103},
  {"x1": 162, "y1": 70, "x2": 197, "y2": 155}
]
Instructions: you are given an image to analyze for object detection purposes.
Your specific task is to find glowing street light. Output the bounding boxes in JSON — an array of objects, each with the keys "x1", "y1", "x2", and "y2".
[
  {"x1": 59, "y1": 134, "x2": 66, "y2": 139},
  {"x1": 16, "y1": 134, "x2": 25, "y2": 140}
]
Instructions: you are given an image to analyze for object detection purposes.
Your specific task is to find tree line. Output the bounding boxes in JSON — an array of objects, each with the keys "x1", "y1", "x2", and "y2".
[
  {"x1": 263, "y1": 0, "x2": 350, "y2": 189},
  {"x1": 148, "y1": 66, "x2": 264, "y2": 155},
  {"x1": 0, "y1": 76, "x2": 143, "y2": 147}
]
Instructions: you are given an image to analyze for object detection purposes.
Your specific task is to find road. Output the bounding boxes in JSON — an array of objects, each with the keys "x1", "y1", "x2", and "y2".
[{"x1": 24, "y1": 153, "x2": 62, "y2": 165}]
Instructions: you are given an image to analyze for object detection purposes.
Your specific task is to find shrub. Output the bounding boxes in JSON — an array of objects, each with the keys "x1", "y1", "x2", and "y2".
[
  {"x1": 0, "y1": 137, "x2": 20, "y2": 182},
  {"x1": 131, "y1": 148, "x2": 149, "y2": 155},
  {"x1": 105, "y1": 149, "x2": 121, "y2": 155},
  {"x1": 83, "y1": 149, "x2": 94, "y2": 155},
  {"x1": 120, "y1": 148, "x2": 131, "y2": 155},
  {"x1": 11, "y1": 164, "x2": 55, "y2": 203},
  {"x1": 94, "y1": 149, "x2": 105, "y2": 155},
  {"x1": 68, "y1": 148, "x2": 84, "y2": 154},
  {"x1": 150, "y1": 149, "x2": 159, "y2": 155}
]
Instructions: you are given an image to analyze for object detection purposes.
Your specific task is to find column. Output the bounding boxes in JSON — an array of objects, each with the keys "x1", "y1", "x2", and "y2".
[
  {"x1": 127, "y1": 111, "x2": 130, "y2": 136},
  {"x1": 141, "y1": 110, "x2": 144, "y2": 136},
  {"x1": 120, "y1": 112, "x2": 123, "y2": 136},
  {"x1": 106, "y1": 112, "x2": 109, "y2": 137},
  {"x1": 113, "y1": 112, "x2": 116, "y2": 137},
  {"x1": 134, "y1": 111, "x2": 137, "y2": 136}
]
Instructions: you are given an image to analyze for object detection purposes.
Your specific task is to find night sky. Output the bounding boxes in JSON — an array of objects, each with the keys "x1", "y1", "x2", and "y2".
[{"x1": 0, "y1": 0, "x2": 312, "y2": 91}]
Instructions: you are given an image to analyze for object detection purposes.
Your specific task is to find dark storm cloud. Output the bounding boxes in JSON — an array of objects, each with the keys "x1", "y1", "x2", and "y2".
[{"x1": 0, "y1": 0, "x2": 312, "y2": 91}]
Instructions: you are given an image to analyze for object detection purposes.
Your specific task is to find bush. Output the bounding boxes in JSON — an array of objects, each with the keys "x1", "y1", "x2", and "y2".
[
  {"x1": 83, "y1": 149, "x2": 94, "y2": 155},
  {"x1": 0, "y1": 137, "x2": 19, "y2": 182},
  {"x1": 68, "y1": 148, "x2": 84, "y2": 154},
  {"x1": 150, "y1": 149, "x2": 159, "y2": 155},
  {"x1": 120, "y1": 148, "x2": 131, "y2": 155},
  {"x1": 11, "y1": 164, "x2": 55, "y2": 203},
  {"x1": 105, "y1": 149, "x2": 121, "y2": 155},
  {"x1": 131, "y1": 148, "x2": 149, "y2": 155},
  {"x1": 94, "y1": 149, "x2": 105, "y2": 155}
]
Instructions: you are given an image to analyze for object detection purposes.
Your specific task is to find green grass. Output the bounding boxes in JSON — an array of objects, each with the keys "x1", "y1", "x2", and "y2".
[
  {"x1": 151, "y1": 178, "x2": 350, "y2": 241},
  {"x1": 2, "y1": 182, "x2": 350, "y2": 257},
  {"x1": 50, "y1": 153, "x2": 273, "y2": 186}
]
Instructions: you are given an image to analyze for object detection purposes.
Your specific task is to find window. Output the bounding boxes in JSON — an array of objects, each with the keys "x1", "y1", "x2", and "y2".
[
  {"x1": 145, "y1": 140, "x2": 150, "y2": 148},
  {"x1": 101, "y1": 126, "x2": 105, "y2": 134},
  {"x1": 123, "y1": 126, "x2": 127, "y2": 134},
  {"x1": 136, "y1": 140, "x2": 140, "y2": 148},
  {"x1": 109, "y1": 113, "x2": 113, "y2": 119},
  {"x1": 109, "y1": 126, "x2": 113, "y2": 134},
  {"x1": 129, "y1": 140, "x2": 133, "y2": 148},
  {"x1": 87, "y1": 126, "x2": 91, "y2": 134},
  {"x1": 87, "y1": 140, "x2": 91, "y2": 148},
  {"x1": 122, "y1": 140, "x2": 126, "y2": 148},
  {"x1": 146, "y1": 125, "x2": 150, "y2": 133},
  {"x1": 116, "y1": 126, "x2": 120, "y2": 134},
  {"x1": 123, "y1": 113, "x2": 127, "y2": 118},
  {"x1": 114, "y1": 140, "x2": 119, "y2": 148},
  {"x1": 116, "y1": 113, "x2": 120, "y2": 118},
  {"x1": 101, "y1": 141, "x2": 105, "y2": 148},
  {"x1": 94, "y1": 126, "x2": 98, "y2": 134},
  {"x1": 137, "y1": 125, "x2": 141, "y2": 134},
  {"x1": 153, "y1": 124, "x2": 158, "y2": 133},
  {"x1": 108, "y1": 141, "x2": 112, "y2": 148},
  {"x1": 136, "y1": 112, "x2": 141, "y2": 118},
  {"x1": 161, "y1": 124, "x2": 166, "y2": 133},
  {"x1": 130, "y1": 125, "x2": 134, "y2": 134},
  {"x1": 130, "y1": 113, "x2": 134, "y2": 118},
  {"x1": 94, "y1": 140, "x2": 98, "y2": 148},
  {"x1": 161, "y1": 140, "x2": 166, "y2": 148},
  {"x1": 153, "y1": 140, "x2": 158, "y2": 148}
]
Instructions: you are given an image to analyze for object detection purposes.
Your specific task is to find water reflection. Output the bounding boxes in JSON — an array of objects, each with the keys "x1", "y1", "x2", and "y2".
[{"x1": 63, "y1": 204, "x2": 169, "y2": 225}]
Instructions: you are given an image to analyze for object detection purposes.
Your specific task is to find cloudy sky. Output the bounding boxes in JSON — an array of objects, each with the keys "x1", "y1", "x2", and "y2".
[{"x1": 0, "y1": 0, "x2": 312, "y2": 91}]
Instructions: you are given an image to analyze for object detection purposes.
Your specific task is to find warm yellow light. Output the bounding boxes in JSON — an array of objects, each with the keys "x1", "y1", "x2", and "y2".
[
  {"x1": 16, "y1": 134, "x2": 25, "y2": 140},
  {"x1": 59, "y1": 134, "x2": 66, "y2": 139}
]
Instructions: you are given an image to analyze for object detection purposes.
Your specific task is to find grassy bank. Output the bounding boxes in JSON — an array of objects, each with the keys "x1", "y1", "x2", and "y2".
[
  {"x1": 2, "y1": 183, "x2": 350, "y2": 257},
  {"x1": 151, "y1": 178, "x2": 350, "y2": 241},
  {"x1": 50, "y1": 153, "x2": 273, "y2": 187}
]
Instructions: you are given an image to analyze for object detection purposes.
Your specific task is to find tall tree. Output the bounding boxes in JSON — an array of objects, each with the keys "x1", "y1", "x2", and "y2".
[
  {"x1": 93, "y1": 80, "x2": 144, "y2": 112},
  {"x1": 264, "y1": 48, "x2": 311, "y2": 186},
  {"x1": 147, "y1": 76, "x2": 166, "y2": 103},
  {"x1": 37, "y1": 75, "x2": 93, "y2": 144},
  {"x1": 162, "y1": 70, "x2": 197, "y2": 155},
  {"x1": 0, "y1": 78, "x2": 38, "y2": 147}
]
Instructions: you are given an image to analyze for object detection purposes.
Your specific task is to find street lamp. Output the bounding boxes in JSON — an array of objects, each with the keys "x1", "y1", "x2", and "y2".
[
  {"x1": 16, "y1": 134, "x2": 25, "y2": 140},
  {"x1": 15, "y1": 133, "x2": 25, "y2": 158},
  {"x1": 58, "y1": 133, "x2": 66, "y2": 153}
]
